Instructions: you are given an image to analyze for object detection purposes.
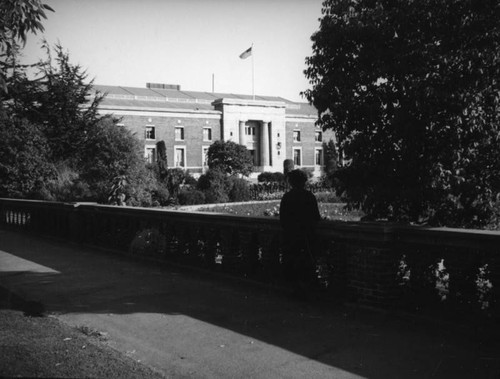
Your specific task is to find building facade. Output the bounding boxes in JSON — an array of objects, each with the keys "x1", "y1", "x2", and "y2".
[{"x1": 93, "y1": 83, "x2": 334, "y2": 177}]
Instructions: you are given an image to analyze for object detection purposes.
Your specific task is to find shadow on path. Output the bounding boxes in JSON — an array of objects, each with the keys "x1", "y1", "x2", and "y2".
[{"x1": 1, "y1": 229, "x2": 499, "y2": 378}]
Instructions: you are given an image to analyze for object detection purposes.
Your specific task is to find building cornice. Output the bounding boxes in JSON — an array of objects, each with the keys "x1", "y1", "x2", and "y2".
[{"x1": 212, "y1": 98, "x2": 287, "y2": 108}]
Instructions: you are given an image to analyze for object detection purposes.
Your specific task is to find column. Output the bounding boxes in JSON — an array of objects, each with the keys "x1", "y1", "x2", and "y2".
[
  {"x1": 239, "y1": 120, "x2": 246, "y2": 145},
  {"x1": 261, "y1": 121, "x2": 270, "y2": 167}
]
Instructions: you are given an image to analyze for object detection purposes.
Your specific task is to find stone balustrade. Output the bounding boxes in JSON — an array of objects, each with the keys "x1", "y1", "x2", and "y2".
[{"x1": 1, "y1": 198, "x2": 498, "y2": 322}]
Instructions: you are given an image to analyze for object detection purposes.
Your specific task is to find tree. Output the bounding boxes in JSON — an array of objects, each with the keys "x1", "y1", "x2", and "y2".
[
  {"x1": 156, "y1": 140, "x2": 168, "y2": 181},
  {"x1": 0, "y1": 110, "x2": 54, "y2": 198},
  {"x1": 207, "y1": 140, "x2": 253, "y2": 176},
  {"x1": 12, "y1": 42, "x2": 105, "y2": 163},
  {"x1": 78, "y1": 117, "x2": 149, "y2": 202},
  {"x1": 303, "y1": 0, "x2": 500, "y2": 227},
  {"x1": 0, "y1": 0, "x2": 54, "y2": 93},
  {"x1": 3, "y1": 42, "x2": 159, "y2": 204}
]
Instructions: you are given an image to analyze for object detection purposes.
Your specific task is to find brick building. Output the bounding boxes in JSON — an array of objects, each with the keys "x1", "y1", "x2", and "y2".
[{"x1": 93, "y1": 83, "x2": 335, "y2": 177}]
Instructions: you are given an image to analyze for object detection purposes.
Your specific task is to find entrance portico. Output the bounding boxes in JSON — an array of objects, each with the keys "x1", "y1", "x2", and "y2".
[{"x1": 212, "y1": 98, "x2": 286, "y2": 173}]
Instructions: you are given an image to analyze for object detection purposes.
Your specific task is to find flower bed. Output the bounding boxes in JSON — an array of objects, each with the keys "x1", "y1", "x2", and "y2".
[{"x1": 197, "y1": 201, "x2": 363, "y2": 221}]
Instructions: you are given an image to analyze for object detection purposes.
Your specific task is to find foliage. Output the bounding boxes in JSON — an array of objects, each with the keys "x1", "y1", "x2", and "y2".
[
  {"x1": 166, "y1": 168, "x2": 186, "y2": 200},
  {"x1": 107, "y1": 175, "x2": 127, "y2": 205},
  {"x1": 197, "y1": 168, "x2": 230, "y2": 204},
  {"x1": 0, "y1": 0, "x2": 54, "y2": 93},
  {"x1": 303, "y1": 0, "x2": 500, "y2": 227},
  {"x1": 0, "y1": 111, "x2": 54, "y2": 198},
  {"x1": 257, "y1": 172, "x2": 286, "y2": 183},
  {"x1": 43, "y1": 163, "x2": 91, "y2": 202},
  {"x1": 323, "y1": 139, "x2": 338, "y2": 178},
  {"x1": 178, "y1": 189, "x2": 206, "y2": 205},
  {"x1": 184, "y1": 172, "x2": 198, "y2": 187},
  {"x1": 1, "y1": 42, "x2": 154, "y2": 204},
  {"x1": 207, "y1": 140, "x2": 253, "y2": 176},
  {"x1": 121, "y1": 164, "x2": 159, "y2": 207},
  {"x1": 12, "y1": 42, "x2": 105, "y2": 163},
  {"x1": 198, "y1": 201, "x2": 362, "y2": 221},
  {"x1": 227, "y1": 177, "x2": 251, "y2": 202},
  {"x1": 151, "y1": 186, "x2": 171, "y2": 206},
  {"x1": 156, "y1": 140, "x2": 168, "y2": 181}
]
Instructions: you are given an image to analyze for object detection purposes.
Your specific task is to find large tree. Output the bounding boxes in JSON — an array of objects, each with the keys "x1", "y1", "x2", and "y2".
[
  {"x1": 304, "y1": 0, "x2": 500, "y2": 227},
  {"x1": 12, "y1": 42, "x2": 105, "y2": 163},
  {"x1": 0, "y1": 0, "x2": 54, "y2": 93}
]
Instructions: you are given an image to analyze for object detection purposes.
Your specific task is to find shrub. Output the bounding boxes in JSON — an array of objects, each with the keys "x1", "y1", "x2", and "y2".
[
  {"x1": 197, "y1": 169, "x2": 230, "y2": 204},
  {"x1": 184, "y1": 172, "x2": 198, "y2": 187},
  {"x1": 228, "y1": 177, "x2": 251, "y2": 202},
  {"x1": 152, "y1": 186, "x2": 171, "y2": 206},
  {"x1": 178, "y1": 189, "x2": 206, "y2": 205},
  {"x1": 258, "y1": 172, "x2": 285, "y2": 183}
]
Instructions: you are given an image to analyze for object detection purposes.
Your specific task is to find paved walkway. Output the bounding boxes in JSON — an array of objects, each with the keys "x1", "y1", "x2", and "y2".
[{"x1": 0, "y1": 229, "x2": 499, "y2": 378}]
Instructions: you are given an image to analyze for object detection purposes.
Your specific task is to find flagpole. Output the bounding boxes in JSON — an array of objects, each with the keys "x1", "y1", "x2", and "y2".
[{"x1": 251, "y1": 43, "x2": 255, "y2": 100}]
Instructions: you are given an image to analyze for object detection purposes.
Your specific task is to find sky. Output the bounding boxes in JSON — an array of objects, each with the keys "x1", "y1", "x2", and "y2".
[{"x1": 21, "y1": 0, "x2": 324, "y2": 102}]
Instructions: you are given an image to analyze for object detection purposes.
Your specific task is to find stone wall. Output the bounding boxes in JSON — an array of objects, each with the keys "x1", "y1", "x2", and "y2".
[{"x1": 1, "y1": 198, "x2": 497, "y2": 322}]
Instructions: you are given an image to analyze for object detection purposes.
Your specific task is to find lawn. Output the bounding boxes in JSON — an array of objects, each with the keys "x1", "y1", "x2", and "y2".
[{"x1": 197, "y1": 201, "x2": 363, "y2": 222}]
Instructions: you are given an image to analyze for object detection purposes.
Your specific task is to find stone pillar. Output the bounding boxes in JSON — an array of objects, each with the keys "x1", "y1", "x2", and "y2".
[
  {"x1": 261, "y1": 121, "x2": 270, "y2": 167},
  {"x1": 239, "y1": 120, "x2": 246, "y2": 145}
]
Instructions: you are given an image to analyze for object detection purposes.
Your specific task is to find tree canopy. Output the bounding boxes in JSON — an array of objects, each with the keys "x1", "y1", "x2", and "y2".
[
  {"x1": 0, "y1": 0, "x2": 54, "y2": 93},
  {"x1": 207, "y1": 140, "x2": 253, "y2": 177},
  {"x1": 304, "y1": 0, "x2": 500, "y2": 228}
]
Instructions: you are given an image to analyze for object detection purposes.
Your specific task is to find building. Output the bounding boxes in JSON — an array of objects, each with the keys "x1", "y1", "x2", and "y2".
[{"x1": 93, "y1": 83, "x2": 334, "y2": 177}]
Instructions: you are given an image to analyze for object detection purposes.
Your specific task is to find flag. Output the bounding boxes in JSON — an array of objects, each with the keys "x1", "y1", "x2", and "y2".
[{"x1": 239, "y1": 46, "x2": 252, "y2": 59}]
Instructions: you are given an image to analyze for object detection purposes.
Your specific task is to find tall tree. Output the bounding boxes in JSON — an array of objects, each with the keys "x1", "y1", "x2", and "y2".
[
  {"x1": 0, "y1": 0, "x2": 54, "y2": 94},
  {"x1": 304, "y1": 0, "x2": 500, "y2": 227},
  {"x1": 13, "y1": 42, "x2": 105, "y2": 163}
]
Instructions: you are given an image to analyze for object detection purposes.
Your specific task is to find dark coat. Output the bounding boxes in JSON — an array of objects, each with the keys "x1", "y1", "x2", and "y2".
[{"x1": 279, "y1": 188, "x2": 321, "y2": 245}]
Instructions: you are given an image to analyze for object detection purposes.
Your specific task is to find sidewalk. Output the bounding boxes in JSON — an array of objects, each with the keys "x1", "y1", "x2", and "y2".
[{"x1": 1, "y1": 229, "x2": 499, "y2": 378}]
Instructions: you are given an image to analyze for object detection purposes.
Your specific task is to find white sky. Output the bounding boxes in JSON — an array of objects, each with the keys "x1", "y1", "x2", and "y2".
[{"x1": 21, "y1": 0, "x2": 324, "y2": 102}]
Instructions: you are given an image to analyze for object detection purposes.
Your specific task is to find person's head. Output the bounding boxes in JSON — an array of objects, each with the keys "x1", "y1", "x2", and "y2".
[{"x1": 287, "y1": 169, "x2": 308, "y2": 189}]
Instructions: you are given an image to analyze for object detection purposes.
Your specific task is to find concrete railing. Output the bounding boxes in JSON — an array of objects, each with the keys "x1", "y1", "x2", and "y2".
[{"x1": 1, "y1": 198, "x2": 498, "y2": 321}]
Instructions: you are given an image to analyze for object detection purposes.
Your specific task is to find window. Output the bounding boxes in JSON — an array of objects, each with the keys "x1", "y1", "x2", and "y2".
[
  {"x1": 293, "y1": 130, "x2": 301, "y2": 142},
  {"x1": 245, "y1": 126, "x2": 256, "y2": 136},
  {"x1": 203, "y1": 128, "x2": 212, "y2": 141},
  {"x1": 315, "y1": 149, "x2": 323, "y2": 166},
  {"x1": 145, "y1": 126, "x2": 155, "y2": 140},
  {"x1": 293, "y1": 148, "x2": 301, "y2": 166},
  {"x1": 175, "y1": 147, "x2": 186, "y2": 167},
  {"x1": 315, "y1": 131, "x2": 323, "y2": 142},
  {"x1": 175, "y1": 127, "x2": 184, "y2": 141},
  {"x1": 145, "y1": 147, "x2": 156, "y2": 164}
]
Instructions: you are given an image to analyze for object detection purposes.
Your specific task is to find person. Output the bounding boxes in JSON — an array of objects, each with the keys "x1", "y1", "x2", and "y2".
[{"x1": 279, "y1": 169, "x2": 321, "y2": 297}]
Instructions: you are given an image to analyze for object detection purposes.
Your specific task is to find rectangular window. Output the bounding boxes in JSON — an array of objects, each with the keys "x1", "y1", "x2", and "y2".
[
  {"x1": 175, "y1": 147, "x2": 186, "y2": 167},
  {"x1": 315, "y1": 131, "x2": 323, "y2": 142},
  {"x1": 203, "y1": 128, "x2": 212, "y2": 141},
  {"x1": 293, "y1": 148, "x2": 301, "y2": 166},
  {"x1": 293, "y1": 130, "x2": 301, "y2": 142},
  {"x1": 145, "y1": 126, "x2": 155, "y2": 140},
  {"x1": 315, "y1": 149, "x2": 323, "y2": 166},
  {"x1": 245, "y1": 126, "x2": 256, "y2": 136},
  {"x1": 175, "y1": 127, "x2": 184, "y2": 141},
  {"x1": 145, "y1": 147, "x2": 156, "y2": 164}
]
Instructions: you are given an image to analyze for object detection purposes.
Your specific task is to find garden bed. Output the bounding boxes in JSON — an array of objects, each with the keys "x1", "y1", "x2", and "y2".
[{"x1": 192, "y1": 201, "x2": 363, "y2": 221}]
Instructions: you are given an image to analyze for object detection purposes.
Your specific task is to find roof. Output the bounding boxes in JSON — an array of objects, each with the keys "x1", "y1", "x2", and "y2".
[{"x1": 92, "y1": 84, "x2": 317, "y2": 117}]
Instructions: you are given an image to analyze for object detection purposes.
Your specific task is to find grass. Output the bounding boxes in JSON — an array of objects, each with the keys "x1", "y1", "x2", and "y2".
[{"x1": 197, "y1": 201, "x2": 363, "y2": 222}]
